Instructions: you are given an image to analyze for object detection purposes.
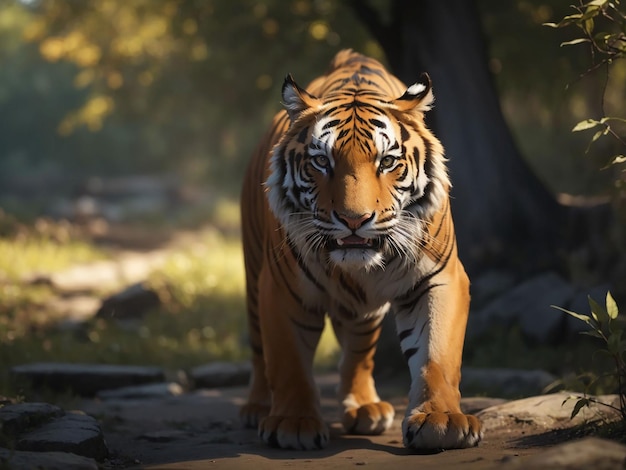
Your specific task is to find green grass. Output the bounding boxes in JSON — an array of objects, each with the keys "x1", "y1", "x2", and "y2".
[
  {"x1": 0, "y1": 219, "x2": 340, "y2": 398},
  {"x1": 0, "y1": 229, "x2": 106, "y2": 281}
]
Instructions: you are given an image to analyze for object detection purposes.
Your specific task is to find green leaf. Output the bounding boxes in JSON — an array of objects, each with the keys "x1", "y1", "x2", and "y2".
[
  {"x1": 607, "y1": 291, "x2": 619, "y2": 319},
  {"x1": 585, "y1": 0, "x2": 609, "y2": 6},
  {"x1": 544, "y1": 14, "x2": 584, "y2": 28},
  {"x1": 571, "y1": 398, "x2": 591, "y2": 419},
  {"x1": 608, "y1": 332, "x2": 623, "y2": 354},
  {"x1": 589, "y1": 295, "x2": 609, "y2": 324},
  {"x1": 583, "y1": 17, "x2": 595, "y2": 36},
  {"x1": 572, "y1": 119, "x2": 601, "y2": 131},
  {"x1": 581, "y1": 330, "x2": 604, "y2": 339},
  {"x1": 552, "y1": 305, "x2": 592, "y2": 324},
  {"x1": 561, "y1": 38, "x2": 591, "y2": 46},
  {"x1": 591, "y1": 128, "x2": 605, "y2": 142}
]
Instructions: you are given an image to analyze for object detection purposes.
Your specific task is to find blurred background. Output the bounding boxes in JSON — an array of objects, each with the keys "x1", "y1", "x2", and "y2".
[{"x1": 0, "y1": 0, "x2": 624, "y2": 399}]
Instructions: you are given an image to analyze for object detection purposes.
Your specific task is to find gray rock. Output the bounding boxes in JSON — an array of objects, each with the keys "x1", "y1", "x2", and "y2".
[
  {"x1": 470, "y1": 269, "x2": 517, "y2": 308},
  {"x1": 461, "y1": 367, "x2": 556, "y2": 398},
  {"x1": 190, "y1": 361, "x2": 251, "y2": 388},
  {"x1": 502, "y1": 437, "x2": 626, "y2": 469},
  {"x1": 17, "y1": 412, "x2": 108, "y2": 461},
  {"x1": 11, "y1": 363, "x2": 165, "y2": 396},
  {"x1": 469, "y1": 272, "x2": 576, "y2": 343},
  {"x1": 0, "y1": 447, "x2": 98, "y2": 470},
  {"x1": 478, "y1": 392, "x2": 621, "y2": 430},
  {"x1": 97, "y1": 382, "x2": 184, "y2": 400},
  {"x1": 138, "y1": 429, "x2": 189, "y2": 443},
  {"x1": 96, "y1": 282, "x2": 161, "y2": 320},
  {"x1": 0, "y1": 402, "x2": 64, "y2": 437}
]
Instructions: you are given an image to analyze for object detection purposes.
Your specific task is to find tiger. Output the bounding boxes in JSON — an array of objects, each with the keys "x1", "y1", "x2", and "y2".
[{"x1": 240, "y1": 49, "x2": 482, "y2": 451}]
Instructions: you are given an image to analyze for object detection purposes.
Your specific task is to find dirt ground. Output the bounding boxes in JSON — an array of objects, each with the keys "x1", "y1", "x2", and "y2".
[{"x1": 77, "y1": 374, "x2": 576, "y2": 470}]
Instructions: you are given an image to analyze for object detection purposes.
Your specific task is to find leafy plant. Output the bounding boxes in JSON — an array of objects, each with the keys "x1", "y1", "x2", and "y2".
[
  {"x1": 545, "y1": 0, "x2": 626, "y2": 187},
  {"x1": 552, "y1": 292, "x2": 626, "y2": 420}
]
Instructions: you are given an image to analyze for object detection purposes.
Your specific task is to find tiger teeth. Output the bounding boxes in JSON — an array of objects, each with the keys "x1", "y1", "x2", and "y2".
[{"x1": 337, "y1": 238, "x2": 344, "y2": 246}]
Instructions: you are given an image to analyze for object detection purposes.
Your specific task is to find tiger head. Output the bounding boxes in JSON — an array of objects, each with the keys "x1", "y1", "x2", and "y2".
[{"x1": 266, "y1": 71, "x2": 450, "y2": 272}]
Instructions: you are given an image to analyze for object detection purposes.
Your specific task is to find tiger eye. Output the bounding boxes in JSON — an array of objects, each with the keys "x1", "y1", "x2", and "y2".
[
  {"x1": 312, "y1": 155, "x2": 330, "y2": 169},
  {"x1": 379, "y1": 155, "x2": 396, "y2": 170}
]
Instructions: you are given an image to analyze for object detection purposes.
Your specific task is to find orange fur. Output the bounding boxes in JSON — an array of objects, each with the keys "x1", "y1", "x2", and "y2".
[{"x1": 240, "y1": 49, "x2": 482, "y2": 450}]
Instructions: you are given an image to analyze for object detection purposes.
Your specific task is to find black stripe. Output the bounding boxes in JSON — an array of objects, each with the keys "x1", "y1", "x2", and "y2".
[
  {"x1": 398, "y1": 328, "x2": 413, "y2": 342},
  {"x1": 403, "y1": 347, "x2": 419, "y2": 361},
  {"x1": 339, "y1": 273, "x2": 367, "y2": 304},
  {"x1": 287, "y1": 239, "x2": 326, "y2": 293}
]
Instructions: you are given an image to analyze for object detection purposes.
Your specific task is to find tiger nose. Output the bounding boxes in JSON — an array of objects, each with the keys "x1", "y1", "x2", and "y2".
[{"x1": 335, "y1": 211, "x2": 373, "y2": 229}]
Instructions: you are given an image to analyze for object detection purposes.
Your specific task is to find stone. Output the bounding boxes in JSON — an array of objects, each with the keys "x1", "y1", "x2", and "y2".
[
  {"x1": 469, "y1": 272, "x2": 576, "y2": 343},
  {"x1": 461, "y1": 367, "x2": 556, "y2": 398},
  {"x1": 11, "y1": 363, "x2": 165, "y2": 396},
  {"x1": 470, "y1": 269, "x2": 517, "y2": 309},
  {"x1": 96, "y1": 282, "x2": 161, "y2": 320},
  {"x1": 478, "y1": 392, "x2": 621, "y2": 431},
  {"x1": 0, "y1": 447, "x2": 98, "y2": 470},
  {"x1": 97, "y1": 382, "x2": 184, "y2": 400},
  {"x1": 17, "y1": 412, "x2": 108, "y2": 461},
  {"x1": 502, "y1": 437, "x2": 626, "y2": 469},
  {"x1": 139, "y1": 429, "x2": 189, "y2": 443},
  {"x1": 190, "y1": 361, "x2": 251, "y2": 388},
  {"x1": 0, "y1": 402, "x2": 64, "y2": 437}
]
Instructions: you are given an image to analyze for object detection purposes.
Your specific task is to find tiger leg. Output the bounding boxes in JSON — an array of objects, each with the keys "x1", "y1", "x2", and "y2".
[
  {"x1": 394, "y1": 265, "x2": 482, "y2": 450},
  {"x1": 240, "y1": 218, "x2": 271, "y2": 428},
  {"x1": 331, "y1": 314, "x2": 395, "y2": 435},
  {"x1": 239, "y1": 328, "x2": 271, "y2": 428},
  {"x1": 256, "y1": 264, "x2": 329, "y2": 450}
]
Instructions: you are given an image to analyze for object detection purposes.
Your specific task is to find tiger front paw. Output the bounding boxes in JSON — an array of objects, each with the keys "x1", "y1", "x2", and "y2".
[
  {"x1": 343, "y1": 401, "x2": 395, "y2": 435},
  {"x1": 402, "y1": 411, "x2": 482, "y2": 450},
  {"x1": 259, "y1": 415, "x2": 329, "y2": 450}
]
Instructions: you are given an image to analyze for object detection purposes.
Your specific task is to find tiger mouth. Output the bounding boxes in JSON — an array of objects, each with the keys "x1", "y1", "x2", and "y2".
[{"x1": 328, "y1": 235, "x2": 382, "y2": 250}]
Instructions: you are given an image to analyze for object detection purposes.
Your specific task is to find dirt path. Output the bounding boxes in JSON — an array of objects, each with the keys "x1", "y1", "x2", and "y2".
[{"x1": 78, "y1": 375, "x2": 574, "y2": 469}]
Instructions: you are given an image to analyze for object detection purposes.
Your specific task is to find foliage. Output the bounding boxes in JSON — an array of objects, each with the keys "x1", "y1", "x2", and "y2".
[
  {"x1": 2, "y1": 0, "x2": 377, "y2": 189},
  {"x1": 545, "y1": 0, "x2": 626, "y2": 191},
  {"x1": 553, "y1": 292, "x2": 626, "y2": 421}
]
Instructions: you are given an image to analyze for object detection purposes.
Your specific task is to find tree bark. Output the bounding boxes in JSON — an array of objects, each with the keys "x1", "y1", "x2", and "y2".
[{"x1": 349, "y1": 0, "x2": 565, "y2": 275}]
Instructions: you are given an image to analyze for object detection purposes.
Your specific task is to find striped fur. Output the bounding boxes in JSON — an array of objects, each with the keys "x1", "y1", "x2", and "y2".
[{"x1": 240, "y1": 49, "x2": 482, "y2": 450}]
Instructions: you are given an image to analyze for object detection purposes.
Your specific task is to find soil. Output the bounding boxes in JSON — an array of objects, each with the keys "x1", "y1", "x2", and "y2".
[{"x1": 77, "y1": 375, "x2": 593, "y2": 470}]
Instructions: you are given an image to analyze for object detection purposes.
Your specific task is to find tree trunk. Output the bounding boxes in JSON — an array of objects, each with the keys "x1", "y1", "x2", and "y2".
[{"x1": 349, "y1": 0, "x2": 565, "y2": 276}]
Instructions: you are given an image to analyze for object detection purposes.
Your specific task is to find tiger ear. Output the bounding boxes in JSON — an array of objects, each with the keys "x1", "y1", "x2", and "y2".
[
  {"x1": 392, "y1": 72, "x2": 434, "y2": 112},
  {"x1": 282, "y1": 74, "x2": 322, "y2": 121}
]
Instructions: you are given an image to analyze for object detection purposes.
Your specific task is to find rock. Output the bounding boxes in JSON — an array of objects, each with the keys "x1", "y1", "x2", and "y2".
[
  {"x1": 470, "y1": 269, "x2": 517, "y2": 309},
  {"x1": 138, "y1": 429, "x2": 189, "y2": 443},
  {"x1": 461, "y1": 367, "x2": 556, "y2": 398},
  {"x1": 11, "y1": 363, "x2": 165, "y2": 396},
  {"x1": 0, "y1": 402, "x2": 64, "y2": 437},
  {"x1": 97, "y1": 382, "x2": 184, "y2": 400},
  {"x1": 190, "y1": 361, "x2": 251, "y2": 389},
  {"x1": 502, "y1": 437, "x2": 626, "y2": 469},
  {"x1": 478, "y1": 392, "x2": 621, "y2": 431},
  {"x1": 96, "y1": 282, "x2": 161, "y2": 320},
  {"x1": 468, "y1": 272, "x2": 576, "y2": 343},
  {"x1": 17, "y1": 413, "x2": 108, "y2": 461},
  {"x1": 0, "y1": 447, "x2": 98, "y2": 470}
]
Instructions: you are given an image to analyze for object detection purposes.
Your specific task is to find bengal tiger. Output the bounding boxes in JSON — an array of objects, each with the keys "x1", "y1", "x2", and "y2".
[{"x1": 240, "y1": 49, "x2": 482, "y2": 451}]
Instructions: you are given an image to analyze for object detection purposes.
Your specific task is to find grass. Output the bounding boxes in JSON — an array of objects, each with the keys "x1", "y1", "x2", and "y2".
[{"x1": 0, "y1": 212, "x2": 341, "y2": 398}]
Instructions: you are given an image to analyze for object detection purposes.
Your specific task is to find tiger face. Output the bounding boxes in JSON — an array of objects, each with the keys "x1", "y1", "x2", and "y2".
[{"x1": 266, "y1": 73, "x2": 450, "y2": 271}]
